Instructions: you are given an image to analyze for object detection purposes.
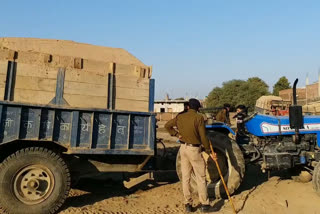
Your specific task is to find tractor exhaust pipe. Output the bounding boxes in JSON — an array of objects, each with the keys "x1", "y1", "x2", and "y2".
[
  {"x1": 289, "y1": 78, "x2": 303, "y2": 143},
  {"x1": 293, "y1": 79, "x2": 298, "y2": 105}
]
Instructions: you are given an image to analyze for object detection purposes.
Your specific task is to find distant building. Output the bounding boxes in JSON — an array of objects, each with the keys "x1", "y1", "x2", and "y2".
[
  {"x1": 306, "y1": 82, "x2": 319, "y2": 101},
  {"x1": 279, "y1": 73, "x2": 320, "y2": 104},
  {"x1": 279, "y1": 83, "x2": 319, "y2": 104},
  {"x1": 279, "y1": 88, "x2": 306, "y2": 103},
  {"x1": 154, "y1": 99, "x2": 188, "y2": 113}
]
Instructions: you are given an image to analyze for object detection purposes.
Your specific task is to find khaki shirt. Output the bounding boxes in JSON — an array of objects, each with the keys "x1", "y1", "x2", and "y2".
[
  {"x1": 216, "y1": 109, "x2": 230, "y2": 125},
  {"x1": 165, "y1": 109, "x2": 210, "y2": 151}
]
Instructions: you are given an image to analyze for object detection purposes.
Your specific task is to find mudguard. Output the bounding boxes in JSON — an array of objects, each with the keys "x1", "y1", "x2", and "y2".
[{"x1": 206, "y1": 122, "x2": 236, "y2": 136}]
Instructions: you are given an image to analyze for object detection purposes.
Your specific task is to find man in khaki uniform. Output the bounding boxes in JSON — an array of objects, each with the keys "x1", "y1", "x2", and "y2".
[
  {"x1": 215, "y1": 103, "x2": 231, "y2": 125},
  {"x1": 165, "y1": 99, "x2": 216, "y2": 213}
]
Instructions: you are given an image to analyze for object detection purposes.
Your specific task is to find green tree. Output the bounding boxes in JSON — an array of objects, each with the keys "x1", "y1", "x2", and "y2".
[
  {"x1": 175, "y1": 97, "x2": 185, "y2": 100},
  {"x1": 205, "y1": 77, "x2": 270, "y2": 111},
  {"x1": 241, "y1": 77, "x2": 270, "y2": 110},
  {"x1": 273, "y1": 76, "x2": 291, "y2": 96},
  {"x1": 206, "y1": 86, "x2": 224, "y2": 107}
]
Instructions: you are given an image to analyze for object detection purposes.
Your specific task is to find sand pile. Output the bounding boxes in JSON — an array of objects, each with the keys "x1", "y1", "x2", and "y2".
[{"x1": 0, "y1": 37, "x2": 146, "y2": 67}]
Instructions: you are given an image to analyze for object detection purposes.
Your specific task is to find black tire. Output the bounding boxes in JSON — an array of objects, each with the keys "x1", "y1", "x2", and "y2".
[
  {"x1": 312, "y1": 162, "x2": 320, "y2": 196},
  {"x1": 0, "y1": 147, "x2": 70, "y2": 214},
  {"x1": 176, "y1": 131, "x2": 245, "y2": 198}
]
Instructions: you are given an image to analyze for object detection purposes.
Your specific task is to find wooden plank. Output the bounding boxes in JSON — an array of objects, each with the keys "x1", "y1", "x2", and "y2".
[
  {"x1": 16, "y1": 51, "x2": 74, "y2": 69},
  {"x1": 82, "y1": 59, "x2": 110, "y2": 74},
  {"x1": 14, "y1": 76, "x2": 56, "y2": 92},
  {"x1": 0, "y1": 60, "x2": 8, "y2": 75},
  {"x1": 64, "y1": 81, "x2": 108, "y2": 97},
  {"x1": 0, "y1": 50, "x2": 11, "y2": 61},
  {"x1": 115, "y1": 98, "x2": 149, "y2": 112},
  {"x1": 0, "y1": 74, "x2": 6, "y2": 88},
  {"x1": 115, "y1": 75, "x2": 149, "y2": 89},
  {"x1": 57, "y1": 55, "x2": 74, "y2": 68},
  {"x1": 15, "y1": 51, "x2": 43, "y2": 64},
  {"x1": 65, "y1": 68, "x2": 108, "y2": 85},
  {"x1": 0, "y1": 87, "x2": 5, "y2": 101},
  {"x1": 115, "y1": 64, "x2": 139, "y2": 77},
  {"x1": 115, "y1": 87, "x2": 149, "y2": 101},
  {"x1": 63, "y1": 94, "x2": 107, "y2": 108},
  {"x1": 148, "y1": 66, "x2": 153, "y2": 78},
  {"x1": 13, "y1": 89, "x2": 55, "y2": 104},
  {"x1": 16, "y1": 63, "x2": 58, "y2": 79}
]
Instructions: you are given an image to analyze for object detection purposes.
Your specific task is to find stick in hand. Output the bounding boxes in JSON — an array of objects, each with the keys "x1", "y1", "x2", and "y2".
[{"x1": 209, "y1": 141, "x2": 237, "y2": 214}]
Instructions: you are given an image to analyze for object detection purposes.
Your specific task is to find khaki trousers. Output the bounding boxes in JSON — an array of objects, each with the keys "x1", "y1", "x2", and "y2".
[{"x1": 180, "y1": 143, "x2": 209, "y2": 205}]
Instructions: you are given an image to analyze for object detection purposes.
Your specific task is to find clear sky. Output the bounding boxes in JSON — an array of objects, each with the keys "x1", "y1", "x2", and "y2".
[{"x1": 1, "y1": 0, "x2": 320, "y2": 99}]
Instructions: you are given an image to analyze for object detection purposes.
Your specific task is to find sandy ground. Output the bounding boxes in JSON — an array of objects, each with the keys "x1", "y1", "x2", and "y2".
[
  {"x1": 58, "y1": 122, "x2": 320, "y2": 214},
  {"x1": 59, "y1": 170, "x2": 320, "y2": 214}
]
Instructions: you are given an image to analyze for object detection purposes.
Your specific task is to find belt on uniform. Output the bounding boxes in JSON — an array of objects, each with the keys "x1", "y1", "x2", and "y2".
[{"x1": 180, "y1": 141, "x2": 200, "y2": 147}]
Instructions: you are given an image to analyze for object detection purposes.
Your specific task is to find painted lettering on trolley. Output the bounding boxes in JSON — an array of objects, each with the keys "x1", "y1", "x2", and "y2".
[
  {"x1": 60, "y1": 123, "x2": 70, "y2": 131},
  {"x1": 98, "y1": 124, "x2": 107, "y2": 134},
  {"x1": 23, "y1": 121, "x2": 33, "y2": 129},
  {"x1": 3, "y1": 118, "x2": 14, "y2": 127},
  {"x1": 81, "y1": 123, "x2": 90, "y2": 132}
]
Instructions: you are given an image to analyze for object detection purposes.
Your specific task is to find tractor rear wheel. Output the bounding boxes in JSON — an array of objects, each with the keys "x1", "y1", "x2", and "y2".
[
  {"x1": 176, "y1": 131, "x2": 245, "y2": 198},
  {"x1": 312, "y1": 162, "x2": 320, "y2": 196}
]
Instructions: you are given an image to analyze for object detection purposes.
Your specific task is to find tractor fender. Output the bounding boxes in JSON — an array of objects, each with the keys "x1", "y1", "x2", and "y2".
[{"x1": 206, "y1": 123, "x2": 235, "y2": 136}]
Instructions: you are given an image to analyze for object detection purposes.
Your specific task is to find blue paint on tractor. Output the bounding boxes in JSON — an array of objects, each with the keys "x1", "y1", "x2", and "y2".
[
  {"x1": 245, "y1": 114, "x2": 320, "y2": 147},
  {"x1": 206, "y1": 123, "x2": 236, "y2": 135}
]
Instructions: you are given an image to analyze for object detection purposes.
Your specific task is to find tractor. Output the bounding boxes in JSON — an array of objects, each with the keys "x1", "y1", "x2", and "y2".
[{"x1": 176, "y1": 79, "x2": 320, "y2": 198}]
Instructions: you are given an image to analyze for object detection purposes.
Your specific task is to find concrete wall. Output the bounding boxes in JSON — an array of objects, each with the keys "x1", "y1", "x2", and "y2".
[
  {"x1": 279, "y1": 82, "x2": 320, "y2": 104},
  {"x1": 279, "y1": 88, "x2": 306, "y2": 103},
  {"x1": 154, "y1": 103, "x2": 185, "y2": 113},
  {"x1": 306, "y1": 83, "x2": 319, "y2": 100},
  {"x1": 156, "y1": 113, "x2": 178, "y2": 121}
]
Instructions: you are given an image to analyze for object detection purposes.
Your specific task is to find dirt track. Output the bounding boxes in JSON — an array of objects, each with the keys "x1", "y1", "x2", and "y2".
[
  {"x1": 58, "y1": 125, "x2": 320, "y2": 214},
  {"x1": 59, "y1": 168, "x2": 320, "y2": 214}
]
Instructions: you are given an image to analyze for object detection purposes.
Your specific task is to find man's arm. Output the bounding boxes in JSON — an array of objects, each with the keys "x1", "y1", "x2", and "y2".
[
  {"x1": 165, "y1": 117, "x2": 179, "y2": 137},
  {"x1": 198, "y1": 117, "x2": 218, "y2": 160},
  {"x1": 232, "y1": 113, "x2": 238, "y2": 119},
  {"x1": 216, "y1": 110, "x2": 226, "y2": 122},
  {"x1": 198, "y1": 117, "x2": 210, "y2": 152}
]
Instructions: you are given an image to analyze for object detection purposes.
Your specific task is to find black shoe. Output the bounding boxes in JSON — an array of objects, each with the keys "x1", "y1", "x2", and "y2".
[
  {"x1": 185, "y1": 203, "x2": 192, "y2": 213},
  {"x1": 200, "y1": 205, "x2": 211, "y2": 213}
]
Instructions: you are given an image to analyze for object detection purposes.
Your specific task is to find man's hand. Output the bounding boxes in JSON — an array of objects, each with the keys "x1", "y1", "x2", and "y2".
[{"x1": 210, "y1": 152, "x2": 218, "y2": 162}]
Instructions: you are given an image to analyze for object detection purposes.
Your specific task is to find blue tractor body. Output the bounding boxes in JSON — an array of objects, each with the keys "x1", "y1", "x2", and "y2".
[
  {"x1": 245, "y1": 114, "x2": 320, "y2": 146},
  {"x1": 205, "y1": 112, "x2": 320, "y2": 172},
  {"x1": 203, "y1": 79, "x2": 320, "y2": 196}
]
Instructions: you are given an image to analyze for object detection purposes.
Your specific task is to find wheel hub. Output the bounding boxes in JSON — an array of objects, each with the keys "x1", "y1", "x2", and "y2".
[
  {"x1": 13, "y1": 165, "x2": 55, "y2": 205},
  {"x1": 27, "y1": 179, "x2": 39, "y2": 190}
]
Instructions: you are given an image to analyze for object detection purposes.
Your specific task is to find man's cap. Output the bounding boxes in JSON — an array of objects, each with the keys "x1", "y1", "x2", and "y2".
[
  {"x1": 236, "y1": 105, "x2": 246, "y2": 110},
  {"x1": 224, "y1": 103, "x2": 231, "y2": 108},
  {"x1": 189, "y1": 98, "x2": 201, "y2": 110}
]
